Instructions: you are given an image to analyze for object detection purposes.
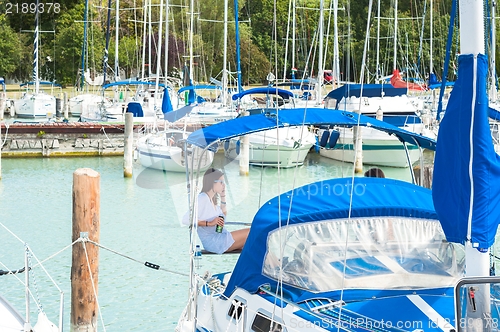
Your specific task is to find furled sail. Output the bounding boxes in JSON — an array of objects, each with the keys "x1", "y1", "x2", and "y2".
[{"x1": 433, "y1": 54, "x2": 500, "y2": 249}]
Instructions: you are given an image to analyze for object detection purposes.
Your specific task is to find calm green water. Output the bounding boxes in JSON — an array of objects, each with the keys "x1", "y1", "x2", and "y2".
[{"x1": 0, "y1": 152, "x2": 424, "y2": 330}]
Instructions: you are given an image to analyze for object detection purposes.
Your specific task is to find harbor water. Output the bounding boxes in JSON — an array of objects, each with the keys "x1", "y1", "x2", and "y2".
[{"x1": 0, "y1": 151, "x2": 422, "y2": 330}]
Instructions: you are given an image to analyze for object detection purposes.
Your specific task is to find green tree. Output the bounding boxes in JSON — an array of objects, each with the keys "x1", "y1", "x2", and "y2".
[{"x1": 0, "y1": 15, "x2": 24, "y2": 78}]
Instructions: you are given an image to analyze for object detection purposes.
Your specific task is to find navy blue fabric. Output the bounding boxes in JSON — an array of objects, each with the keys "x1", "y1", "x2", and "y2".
[
  {"x1": 161, "y1": 87, "x2": 173, "y2": 115},
  {"x1": 223, "y1": 177, "x2": 438, "y2": 298},
  {"x1": 433, "y1": 54, "x2": 500, "y2": 248},
  {"x1": 231, "y1": 87, "x2": 294, "y2": 100},
  {"x1": 489, "y1": 107, "x2": 500, "y2": 121},
  {"x1": 186, "y1": 108, "x2": 436, "y2": 151},
  {"x1": 325, "y1": 84, "x2": 408, "y2": 105},
  {"x1": 127, "y1": 102, "x2": 143, "y2": 117}
]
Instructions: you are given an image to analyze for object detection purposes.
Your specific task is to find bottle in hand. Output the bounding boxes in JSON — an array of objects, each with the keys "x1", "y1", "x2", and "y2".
[{"x1": 216, "y1": 215, "x2": 224, "y2": 233}]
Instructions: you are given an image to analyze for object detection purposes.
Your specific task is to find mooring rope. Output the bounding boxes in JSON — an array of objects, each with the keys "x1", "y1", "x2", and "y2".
[{"x1": 86, "y1": 239, "x2": 189, "y2": 277}]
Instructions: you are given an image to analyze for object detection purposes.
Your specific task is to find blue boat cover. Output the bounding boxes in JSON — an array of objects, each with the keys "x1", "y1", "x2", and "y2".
[
  {"x1": 428, "y1": 72, "x2": 455, "y2": 90},
  {"x1": 223, "y1": 177, "x2": 438, "y2": 299},
  {"x1": 102, "y1": 80, "x2": 165, "y2": 89},
  {"x1": 161, "y1": 87, "x2": 173, "y2": 115},
  {"x1": 433, "y1": 54, "x2": 500, "y2": 249},
  {"x1": 489, "y1": 106, "x2": 500, "y2": 121},
  {"x1": 231, "y1": 87, "x2": 294, "y2": 101},
  {"x1": 186, "y1": 108, "x2": 436, "y2": 152},
  {"x1": 325, "y1": 84, "x2": 408, "y2": 105},
  {"x1": 177, "y1": 85, "x2": 222, "y2": 94},
  {"x1": 20, "y1": 81, "x2": 62, "y2": 87}
]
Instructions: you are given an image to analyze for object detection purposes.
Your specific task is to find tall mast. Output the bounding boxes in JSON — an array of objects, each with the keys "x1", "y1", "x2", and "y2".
[
  {"x1": 292, "y1": 0, "x2": 296, "y2": 75},
  {"x1": 376, "y1": 0, "x2": 381, "y2": 81},
  {"x1": 148, "y1": 0, "x2": 152, "y2": 77},
  {"x1": 79, "y1": 0, "x2": 89, "y2": 90},
  {"x1": 316, "y1": 0, "x2": 325, "y2": 105},
  {"x1": 393, "y1": 0, "x2": 398, "y2": 70},
  {"x1": 234, "y1": 0, "x2": 242, "y2": 93},
  {"x1": 141, "y1": 0, "x2": 147, "y2": 79},
  {"x1": 155, "y1": 0, "x2": 164, "y2": 96},
  {"x1": 189, "y1": 0, "x2": 194, "y2": 82},
  {"x1": 115, "y1": 0, "x2": 120, "y2": 81},
  {"x1": 333, "y1": 0, "x2": 340, "y2": 86},
  {"x1": 490, "y1": 0, "x2": 497, "y2": 101},
  {"x1": 221, "y1": 0, "x2": 228, "y2": 104},
  {"x1": 430, "y1": 0, "x2": 433, "y2": 74},
  {"x1": 34, "y1": 0, "x2": 40, "y2": 93},
  {"x1": 164, "y1": 0, "x2": 170, "y2": 81},
  {"x1": 103, "y1": 0, "x2": 112, "y2": 87}
]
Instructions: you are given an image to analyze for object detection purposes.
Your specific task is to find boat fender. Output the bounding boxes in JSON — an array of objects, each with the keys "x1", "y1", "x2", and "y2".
[
  {"x1": 224, "y1": 140, "x2": 230, "y2": 151},
  {"x1": 235, "y1": 140, "x2": 240, "y2": 155},
  {"x1": 328, "y1": 130, "x2": 340, "y2": 148},
  {"x1": 314, "y1": 136, "x2": 320, "y2": 153},
  {"x1": 319, "y1": 130, "x2": 330, "y2": 148}
]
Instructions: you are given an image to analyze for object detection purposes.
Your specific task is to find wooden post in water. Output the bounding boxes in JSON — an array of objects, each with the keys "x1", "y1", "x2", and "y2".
[
  {"x1": 0, "y1": 123, "x2": 2, "y2": 180},
  {"x1": 124, "y1": 112, "x2": 133, "y2": 177},
  {"x1": 71, "y1": 168, "x2": 100, "y2": 332},
  {"x1": 0, "y1": 92, "x2": 5, "y2": 120},
  {"x1": 413, "y1": 165, "x2": 433, "y2": 189},
  {"x1": 64, "y1": 92, "x2": 69, "y2": 119}
]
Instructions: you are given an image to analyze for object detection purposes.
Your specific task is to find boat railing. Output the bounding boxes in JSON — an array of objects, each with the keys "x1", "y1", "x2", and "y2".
[{"x1": 454, "y1": 276, "x2": 500, "y2": 332}]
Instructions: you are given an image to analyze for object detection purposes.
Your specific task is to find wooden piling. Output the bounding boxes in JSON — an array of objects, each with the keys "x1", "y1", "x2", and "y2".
[
  {"x1": 123, "y1": 113, "x2": 133, "y2": 178},
  {"x1": 64, "y1": 92, "x2": 69, "y2": 119},
  {"x1": 71, "y1": 168, "x2": 100, "y2": 332},
  {"x1": 0, "y1": 92, "x2": 5, "y2": 121},
  {"x1": 413, "y1": 165, "x2": 433, "y2": 189},
  {"x1": 0, "y1": 123, "x2": 2, "y2": 180}
]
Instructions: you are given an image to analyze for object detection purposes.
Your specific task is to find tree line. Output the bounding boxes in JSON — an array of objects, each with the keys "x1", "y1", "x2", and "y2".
[{"x1": 1, "y1": 0, "x2": 472, "y2": 89}]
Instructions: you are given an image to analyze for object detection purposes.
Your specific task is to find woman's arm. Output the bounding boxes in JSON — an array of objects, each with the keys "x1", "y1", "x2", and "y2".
[{"x1": 220, "y1": 191, "x2": 227, "y2": 215}]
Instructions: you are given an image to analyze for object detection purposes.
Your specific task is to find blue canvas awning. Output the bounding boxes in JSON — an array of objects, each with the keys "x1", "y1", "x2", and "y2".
[
  {"x1": 231, "y1": 87, "x2": 294, "y2": 101},
  {"x1": 20, "y1": 81, "x2": 62, "y2": 87},
  {"x1": 186, "y1": 108, "x2": 436, "y2": 152},
  {"x1": 325, "y1": 84, "x2": 408, "y2": 105},
  {"x1": 224, "y1": 177, "x2": 437, "y2": 299}
]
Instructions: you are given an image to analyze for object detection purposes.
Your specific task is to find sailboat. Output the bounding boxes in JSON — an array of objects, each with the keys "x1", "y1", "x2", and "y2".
[
  {"x1": 14, "y1": 0, "x2": 57, "y2": 118},
  {"x1": 176, "y1": 0, "x2": 500, "y2": 330},
  {"x1": 224, "y1": 87, "x2": 317, "y2": 168}
]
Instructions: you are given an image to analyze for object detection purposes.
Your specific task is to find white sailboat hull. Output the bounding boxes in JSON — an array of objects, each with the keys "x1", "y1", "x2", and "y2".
[
  {"x1": 319, "y1": 127, "x2": 421, "y2": 168},
  {"x1": 137, "y1": 131, "x2": 214, "y2": 172},
  {"x1": 14, "y1": 93, "x2": 56, "y2": 118},
  {"x1": 224, "y1": 127, "x2": 316, "y2": 167}
]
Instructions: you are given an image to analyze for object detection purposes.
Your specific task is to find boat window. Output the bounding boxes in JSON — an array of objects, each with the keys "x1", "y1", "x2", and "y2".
[
  {"x1": 251, "y1": 312, "x2": 283, "y2": 332},
  {"x1": 228, "y1": 298, "x2": 245, "y2": 321},
  {"x1": 262, "y1": 217, "x2": 465, "y2": 292}
]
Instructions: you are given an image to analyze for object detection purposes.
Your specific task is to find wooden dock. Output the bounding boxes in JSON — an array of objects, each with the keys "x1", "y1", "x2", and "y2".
[{"x1": 0, "y1": 121, "x2": 138, "y2": 157}]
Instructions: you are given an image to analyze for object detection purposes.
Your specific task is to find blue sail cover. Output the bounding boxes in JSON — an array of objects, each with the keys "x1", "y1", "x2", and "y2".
[
  {"x1": 231, "y1": 87, "x2": 294, "y2": 100},
  {"x1": 186, "y1": 108, "x2": 436, "y2": 152},
  {"x1": 433, "y1": 54, "x2": 500, "y2": 249},
  {"x1": 223, "y1": 177, "x2": 438, "y2": 299},
  {"x1": 325, "y1": 84, "x2": 408, "y2": 106}
]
